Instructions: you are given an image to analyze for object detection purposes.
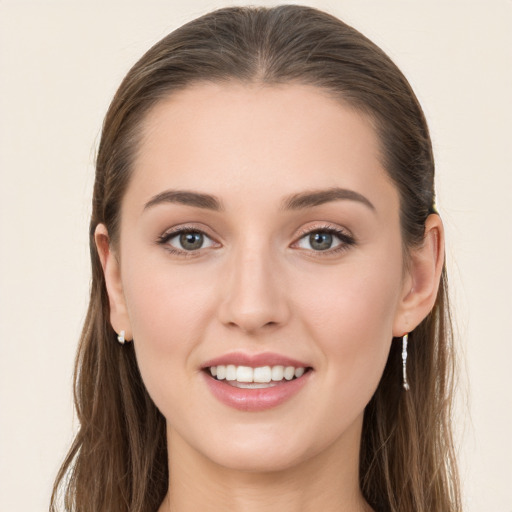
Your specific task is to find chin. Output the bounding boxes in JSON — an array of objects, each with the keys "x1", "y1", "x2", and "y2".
[
  {"x1": 185, "y1": 418, "x2": 350, "y2": 475},
  {"x1": 205, "y1": 441, "x2": 311, "y2": 474}
]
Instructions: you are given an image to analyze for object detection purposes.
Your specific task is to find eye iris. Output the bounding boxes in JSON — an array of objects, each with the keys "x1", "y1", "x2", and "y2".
[
  {"x1": 309, "y1": 232, "x2": 332, "y2": 251},
  {"x1": 179, "y1": 232, "x2": 203, "y2": 250}
]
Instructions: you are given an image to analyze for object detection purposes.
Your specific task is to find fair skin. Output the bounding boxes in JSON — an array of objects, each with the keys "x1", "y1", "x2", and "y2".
[{"x1": 96, "y1": 83, "x2": 444, "y2": 512}]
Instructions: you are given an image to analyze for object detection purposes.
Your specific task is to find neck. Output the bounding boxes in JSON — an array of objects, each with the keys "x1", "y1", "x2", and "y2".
[{"x1": 158, "y1": 417, "x2": 372, "y2": 512}]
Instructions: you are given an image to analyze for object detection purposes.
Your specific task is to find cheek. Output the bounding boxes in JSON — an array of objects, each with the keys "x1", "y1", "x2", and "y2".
[
  {"x1": 123, "y1": 255, "x2": 216, "y2": 342},
  {"x1": 121, "y1": 257, "x2": 218, "y2": 406},
  {"x1": 299, "y1": 255, "x2": 402, "y2": 341},
  {"x1": 295, "y1": 254, "x2": 403, "y2": 399}
]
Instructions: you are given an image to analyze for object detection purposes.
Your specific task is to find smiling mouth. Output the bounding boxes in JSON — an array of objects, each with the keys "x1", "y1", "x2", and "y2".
[{"x1": 205, "y1": 364, "x2": 312, "y2": 388}]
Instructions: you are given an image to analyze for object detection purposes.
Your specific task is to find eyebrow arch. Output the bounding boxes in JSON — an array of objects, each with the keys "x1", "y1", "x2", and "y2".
[
  {"x1": 282, "y1": 187, "x2": 375, "y2": 212},
  {"x1": 144, "y1": 190, "x2": 224, "y2": 211}
]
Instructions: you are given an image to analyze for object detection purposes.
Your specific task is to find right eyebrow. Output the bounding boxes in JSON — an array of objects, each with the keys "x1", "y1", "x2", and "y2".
[
  {"x1": 281, "y1": 187, "x2": 376, "y2": 212},
  {"x1": 143, "y1": 190, "x2": 224, "y2": 212}
]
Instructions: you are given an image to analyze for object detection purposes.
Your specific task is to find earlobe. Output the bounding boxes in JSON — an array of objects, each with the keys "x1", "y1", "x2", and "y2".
[
  {"x1": 94, "y1": 224, "x2": 133, "y2": 341},
  {"x1": 393, "y1": 214, "x2": 445, "y2": 336}
]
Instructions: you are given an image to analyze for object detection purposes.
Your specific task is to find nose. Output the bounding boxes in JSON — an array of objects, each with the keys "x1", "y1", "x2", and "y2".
[{"x1": 217, "y1": 242, "x2": 290, "y2": 334}]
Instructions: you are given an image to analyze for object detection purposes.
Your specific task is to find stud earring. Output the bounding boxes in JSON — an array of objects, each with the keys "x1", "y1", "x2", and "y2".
[
  {"x1": 401, "y1": 333, "x2": 410, "y2": 391},
  {"x1": 117, "y1": 330, "x2": 126, "y2": 345}
]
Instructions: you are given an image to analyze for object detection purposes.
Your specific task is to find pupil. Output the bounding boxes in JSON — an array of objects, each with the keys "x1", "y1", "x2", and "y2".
[
  {"x1": 310, "y1": 232, "x2": 332, "y2": 251},
  {"x1": 180, "y1": 232, "x2": 203, "y2": 250}
]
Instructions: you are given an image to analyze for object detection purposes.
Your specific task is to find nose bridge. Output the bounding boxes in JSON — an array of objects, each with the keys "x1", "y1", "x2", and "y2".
[{"x1": 218, "y1": 234, "x2": 289, "y2": 333}]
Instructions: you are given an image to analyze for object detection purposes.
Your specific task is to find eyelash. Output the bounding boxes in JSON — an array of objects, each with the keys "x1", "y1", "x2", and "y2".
[
  {"x1": 293, "y1": 224, "x2": 356, "y2": 256},
  {"x1": 156, "y1": 226, "x2": 218, "y2": 258},
  {"x1": 156, "y1": 224, "x2": 355, "y2": 257}
]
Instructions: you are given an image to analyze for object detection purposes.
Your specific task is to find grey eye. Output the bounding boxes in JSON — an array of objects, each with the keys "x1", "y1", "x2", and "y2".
[
  {"x1": 179, "y1": 232, "x2": 204, "y2": 250},
  {"x1": 297, "y1": 231, "x2": 342, "y2": 251},
  {"x1": 166, "y1": 231, "x2": 215, "y2": 251},
  {"x1": 309, "y1": 232, "x2": 333, "y2": 251}
]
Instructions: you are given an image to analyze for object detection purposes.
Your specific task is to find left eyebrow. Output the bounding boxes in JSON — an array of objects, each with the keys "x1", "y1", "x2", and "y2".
[
  {"x1": 143, "y1": 189, "x2": 224, "y2": 211},
  {"x1": 281, "y1": 187, "x2": 376, "y2": 212}
]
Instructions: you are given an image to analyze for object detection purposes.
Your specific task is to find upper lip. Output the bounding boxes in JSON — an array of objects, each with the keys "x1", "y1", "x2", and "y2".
[{"x1": 201, "y1": 352, "x2": 311, "y2": 369}]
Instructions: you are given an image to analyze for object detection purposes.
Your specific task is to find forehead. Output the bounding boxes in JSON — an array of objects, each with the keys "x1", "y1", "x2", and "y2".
[{"x1": 128, "y1": 82, "x2": 397, "y2": 214}]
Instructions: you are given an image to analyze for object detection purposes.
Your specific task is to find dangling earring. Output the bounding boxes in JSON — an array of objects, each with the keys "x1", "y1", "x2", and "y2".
[
  {"x1": 117, "y1": 330, "x2": 126, "y2": 345},
  {"x1": 401, "y1": 333, "x2": 410, "y2": 391}
]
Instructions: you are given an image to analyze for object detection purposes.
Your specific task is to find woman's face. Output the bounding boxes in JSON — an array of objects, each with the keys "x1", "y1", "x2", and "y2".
[{"x1": 108, "y1": 83, "x2": 412, "y2": 472}]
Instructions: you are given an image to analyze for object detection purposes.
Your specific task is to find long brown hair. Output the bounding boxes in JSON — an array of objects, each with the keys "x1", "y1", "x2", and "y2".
[{"x1": 51, "y1": 6, "x2": 460, "y2": 511}]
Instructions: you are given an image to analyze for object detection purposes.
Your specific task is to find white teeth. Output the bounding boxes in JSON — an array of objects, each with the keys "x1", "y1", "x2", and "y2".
[
  {"x1": 216, "y1": 365, "x2": 226, "y2": 380},
  {"x1": 236, "y1": 366, "x2": 253, "y2": 382},
  {"x1": 294, "y1": 367, "x2": 305, "y2": 378},
  {"x1": 209, "y1": 364, "x2": 307, "y2": 383},
  {"x1": 271, "y1": 365, "x2": 284, "y2": 381},
  {"x1": 253, "y1": 366, "x2": 272, "y2": 383},
  {"x1": 226, "y1": 364, "x2": 237, "y2": 381},
  {"x1": 284, "y1": 366, "x2": 295, "y2": 380},
  {"x1": 229, "y1": 381, "x2": 278, "y2": 389}
]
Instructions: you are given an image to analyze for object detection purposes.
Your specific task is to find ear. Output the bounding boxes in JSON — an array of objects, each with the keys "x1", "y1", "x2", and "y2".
[
  {"x1": 94, "y1": 223, "x2": 133, "y2": 341},
  {"x1": 393, "y1": 214, "x2": 445, "y2": 336}
]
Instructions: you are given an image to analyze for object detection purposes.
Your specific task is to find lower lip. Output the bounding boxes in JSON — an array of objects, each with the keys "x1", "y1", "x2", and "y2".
[{"x1": 203, "y1": 371, "x2": 312, "y2": 412}]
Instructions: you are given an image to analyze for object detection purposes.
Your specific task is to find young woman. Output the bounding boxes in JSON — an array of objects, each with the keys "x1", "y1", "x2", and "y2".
[{"x1": 51, "y1": 5, "x2": 461, "y2": 512}]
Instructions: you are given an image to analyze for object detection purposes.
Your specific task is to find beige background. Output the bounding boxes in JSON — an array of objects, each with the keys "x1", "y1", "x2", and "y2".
[{"x1": 1, "y1": 1, "x2": 511, "y2": 510}]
